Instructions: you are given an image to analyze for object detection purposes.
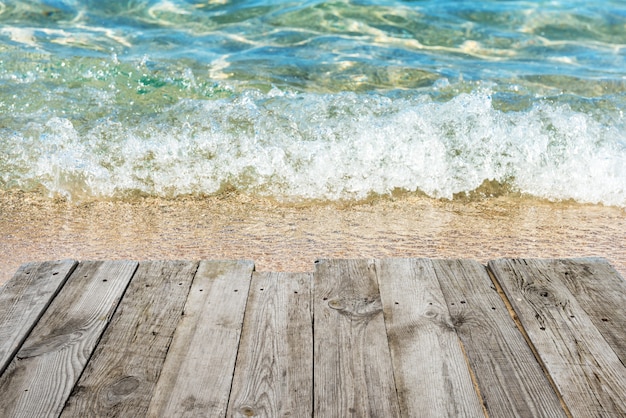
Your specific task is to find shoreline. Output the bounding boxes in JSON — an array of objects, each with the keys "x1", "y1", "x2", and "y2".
[{"x1": 1, "y1": 190, "x2": 625, "y2": 285}]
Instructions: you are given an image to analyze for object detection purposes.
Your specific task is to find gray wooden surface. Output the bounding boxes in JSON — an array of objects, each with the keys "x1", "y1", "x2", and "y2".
[
  {"x1": 376, "y1": 258, "x2": 484, "y2": 417},
  {"x1": 227, "y1": 272, "x2": 313, "y2": 417},
  {"x1": 314, "y1": 259, "x2": 400, "y2": 417},
  {"x1": 433, "y1": 259, "x2": 566, "y2": 417},
  {"x1": 61, "y1": 261, "x2": 198, "y2": 417},
  {"x1": 0, "y1": 260, "x2": 138, "y2": 418},
  {"x1": 146, "y1": 259, "x2": 254, "y2": 418},
  {"x1": 0, "y1": 260, "x2": 76, "y2": 376},
  {"x1": 0, "y1": 257, "x2": 624, "y2": 417},
  {"x1": 489, "y1": 258, "x2": 626, "y2": 417}
]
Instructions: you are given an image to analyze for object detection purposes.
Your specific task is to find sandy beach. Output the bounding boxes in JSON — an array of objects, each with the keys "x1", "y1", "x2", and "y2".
[{"x1": 1, "y1": 189, "x2": 624, "y2": 285}]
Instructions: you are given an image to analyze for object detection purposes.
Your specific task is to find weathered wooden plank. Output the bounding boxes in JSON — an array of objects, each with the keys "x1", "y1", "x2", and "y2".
[
  {"x1": 0, "y1": 260, "x2": 138, "y2": 418},
  {"x1": 432, "y1": 259, "x2": 566, "y2": 417},
  {"x1": 60, "y1": 261, "x2": 198, "y2": 417},
  {"x1": 0, "y1": 260, "x2": 77, "y2": 376},
  {"x1": 313, "y1": 259, "x2": 400, "y2": 417},
  {"x1": 489, "y1": 258, "x2": 626, "y2": 417},
  {"x1": 227, "y1": 272, "x2": 312, "y2": 417},
  {"x1": 146, "y1": 260, "x2": 254, "y2": 418},
  {"x1": 375, "y1": 259, "x2": 484, "y2": 417},
  {"x1": 535, "y1": 258, "x2": 626, "y2": 365}
]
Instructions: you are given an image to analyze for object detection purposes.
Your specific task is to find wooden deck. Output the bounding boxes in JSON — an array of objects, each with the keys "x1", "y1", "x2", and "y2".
[{"x1": 0, "y1": 258, "x2": 625, "y2": 417}]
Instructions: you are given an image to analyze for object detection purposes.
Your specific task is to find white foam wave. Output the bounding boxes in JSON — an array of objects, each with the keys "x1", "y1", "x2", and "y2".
[{"x1": 3, "y1": 90, "x2": 625, "y2": 206}]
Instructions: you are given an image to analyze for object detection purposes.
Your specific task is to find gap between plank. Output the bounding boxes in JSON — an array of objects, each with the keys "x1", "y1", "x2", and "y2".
[
  {"x1": 372, "y1": 259, "x2": 403, "y2": 418},
  {"x1": 485, "y1": 265, "x2": 573, "y2": 418},
  {"x1": 310, "y1": 264, "x2": 316, "y2": 418},
  {"x1": 456, "y1": 335, "x2": 489, "y2": 418},
  {"x1": 60, "y1": 260, "x2": 140, "y2": 413},
  {"x1": 428, "y1": 260, "x2": 489, "y2": 418},
  {"x1": 225, "y1": 266, "x2": 256, "y2": 415},
  {"x1": 151, "y1": 261, "x2": 200, "y2": 398}
]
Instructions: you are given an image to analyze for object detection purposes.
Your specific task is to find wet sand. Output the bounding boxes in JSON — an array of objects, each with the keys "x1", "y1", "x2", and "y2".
[{"x1": 1, "y1": 190, "x2": 624, "y2": 285}]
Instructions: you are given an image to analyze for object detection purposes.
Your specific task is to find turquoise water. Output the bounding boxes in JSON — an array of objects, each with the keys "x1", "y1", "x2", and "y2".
[{"x1": 1, "y1": 0, "x2": 625, "y2": 205}]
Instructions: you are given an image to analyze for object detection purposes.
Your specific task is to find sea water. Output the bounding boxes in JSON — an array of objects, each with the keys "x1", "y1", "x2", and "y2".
[{"x1": 1, "y1": 0, "x2": 625, "y2": 206}]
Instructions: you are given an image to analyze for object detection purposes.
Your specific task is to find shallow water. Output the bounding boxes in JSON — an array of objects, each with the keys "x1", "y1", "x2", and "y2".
[
  {"x1": 1, "y1": 190, "x2": 624, "y2": 285},
  {"x1": 1, "y1": 0, "x2": 625, "y2": 205},
  {"x1": 1, "y1": 1, "x2": 625, "y2": 282}
]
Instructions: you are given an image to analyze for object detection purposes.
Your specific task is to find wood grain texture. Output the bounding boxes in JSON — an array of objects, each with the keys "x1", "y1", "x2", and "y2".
[
  {"x1": 313, "y1": 259, "x2": 400, "y2": 417},
  {"x1": 376, "y1": 258, "x2": 484, "y2": 417},
  {"x1": 61, "y1": 261, "x2": 198, "y2": 417},
  {"x1": 227, "y1": 272, "x2": 312, "y2": 418},
  {"x1": 536, "y1": 258, "x2": 626, "y2": 364},
  {"x1": 432, "y1": 259, "x2": 566, "y2": 418},
  {"x1": 0, "y1": 260, "x2": 77, "y2": 376},
  {"x1": 146, "y1": 260, "x2": 254, "y2": 418},
  {"x1": 0, "y1": 260, "x2": 138, "y2": 418},
  {"x1": 489, "y1": 258, "x2": 626, "y2": 417}
]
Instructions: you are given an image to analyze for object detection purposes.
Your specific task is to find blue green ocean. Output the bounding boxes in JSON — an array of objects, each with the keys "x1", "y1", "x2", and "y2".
[{"x1": 1, "y1": 0, "x2": 625, "y2": 206}]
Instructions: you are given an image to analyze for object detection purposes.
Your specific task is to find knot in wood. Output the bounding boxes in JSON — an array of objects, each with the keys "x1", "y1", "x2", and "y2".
[
  {"x1": 239, "y1": 405, "x2": 256, "y2": 416},
  {"x1": 423, "y1": 309, "x2": 437, "y2": 318},
  {"x1": 108, "y1": 376, "x2": 141, "y2": 398},
  {"x1": 327, "y1": 297, "x2": 382, "y2": 322},
  {"x1": 18, "y1": 331, "x2": 84, "y2": 359}
]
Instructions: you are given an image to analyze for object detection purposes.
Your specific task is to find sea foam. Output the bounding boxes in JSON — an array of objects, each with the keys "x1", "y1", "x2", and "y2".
[{"x1": 2, "y1": 89, "x2": 625, "y2": 207}]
